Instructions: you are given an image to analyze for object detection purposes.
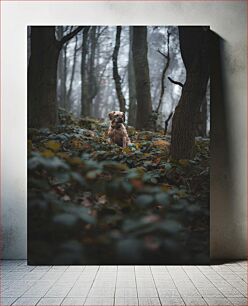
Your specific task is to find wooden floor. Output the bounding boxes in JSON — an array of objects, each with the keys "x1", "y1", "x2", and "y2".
[{"x1": 1, "y1": 260, "x2": 247, "y2": 305}]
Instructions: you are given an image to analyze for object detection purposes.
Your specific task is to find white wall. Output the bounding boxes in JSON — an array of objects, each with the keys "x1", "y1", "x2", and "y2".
[{"x1": 1, "y1": 1, "x2": 246, "y2": 259}]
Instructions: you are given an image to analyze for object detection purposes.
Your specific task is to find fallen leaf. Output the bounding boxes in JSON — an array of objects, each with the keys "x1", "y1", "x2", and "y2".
[{"x1": 44, "y1": 140, "x2": 61, "y2": 152}]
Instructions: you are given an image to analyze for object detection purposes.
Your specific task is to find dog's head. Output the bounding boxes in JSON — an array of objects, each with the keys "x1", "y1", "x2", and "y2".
[{"x1": 108, "y1": 111, "x2": 125, "y2": 124}]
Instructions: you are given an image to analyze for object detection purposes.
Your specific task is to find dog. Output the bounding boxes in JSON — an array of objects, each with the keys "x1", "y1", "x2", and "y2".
[{"x1": 107, "y1": 111, "x2": 131, "y2": 148}]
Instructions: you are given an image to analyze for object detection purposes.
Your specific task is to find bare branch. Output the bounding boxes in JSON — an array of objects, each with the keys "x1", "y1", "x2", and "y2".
[
  {"x1": 58, "y1": 26, "x2": 85, "y2": 48},
  {"x1": 157, "y1": 49, "x2": 168, "y2": 59},
  {"x1": 155, "y1": 30, "x2": 171, "y2": 113},
  {"x1": 97, "y1": 26, "x2": 108, "y2": 39},
  {"x1": 168, "y1": 76, "x2": 184, "y2": 87}
]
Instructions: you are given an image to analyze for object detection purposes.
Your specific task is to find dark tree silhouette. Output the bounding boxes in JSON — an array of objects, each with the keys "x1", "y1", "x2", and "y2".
[
  {"x1": 128, "y1": 27, "x2": 137, "y2": 126},
  {"x1": 170, "y1": 26, "x2": 210, "y2": 159},
  {"x1": 57, "y1": 27, "x2": 68, "y2": 110},
  {"x1": 81, "y1": 27, "x2": 98, "y2": 117},
  {"x1": 156, "y1": 31, "x2": 171, "y2": 113},
  {"x1": 87, "y1": 27, "x2": 98, "y2": 113},
  {"x1": 81, "y1": 27, "x2": 90, "y2": 116},
  {"x1": 112, "y1": 26, "x2": 126, "y2": 113},
  {"x1": 28, "y1": 26, "x2": 83, "y2": 128},
  {"x1": 196, "y1": 96, "x2": 207, "y2": 137},
  {"x1": 57, "y1": 27, "x2": 78, "y2": 112},
  {"x1": 132, "y1": 26, "x2": 153, "y2": 130}
]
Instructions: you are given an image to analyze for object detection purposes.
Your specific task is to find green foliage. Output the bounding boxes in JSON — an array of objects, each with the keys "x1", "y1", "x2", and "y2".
[{"x1": 28, "y1": 109, "x2": 210, "y2": 264}]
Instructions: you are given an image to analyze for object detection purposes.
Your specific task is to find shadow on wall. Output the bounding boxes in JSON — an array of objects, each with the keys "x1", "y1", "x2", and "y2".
[{"x1": 210, "y1": 31, "x2": 242, "y2": 261}]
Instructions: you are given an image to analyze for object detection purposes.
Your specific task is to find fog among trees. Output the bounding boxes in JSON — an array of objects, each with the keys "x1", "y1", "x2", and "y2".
[{"x1": 28, "y1": 26, "x2": 210, "y2": 137}]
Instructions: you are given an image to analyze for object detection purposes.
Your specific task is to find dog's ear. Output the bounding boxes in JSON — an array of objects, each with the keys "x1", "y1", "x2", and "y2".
[
  {"x1": 108, "y1": 111, "x2": 115, "y2": 120},
  {"x1": 122, "y1": 112, "x2": 126, "y2": 122}
]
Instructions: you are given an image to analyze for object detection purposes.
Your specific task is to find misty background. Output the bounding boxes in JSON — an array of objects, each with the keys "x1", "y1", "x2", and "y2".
[{"x1": 28, "y1": 26, "x2": 210, "y2": 133}]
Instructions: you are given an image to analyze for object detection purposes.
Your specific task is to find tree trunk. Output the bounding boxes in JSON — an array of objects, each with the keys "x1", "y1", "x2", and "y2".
[
  {"x1": 81, "y1": 27, "x2": 90, "y2": 116},
  {"x1": 170, "y1": 26, "x2": 210, "y2": 159},
  {"x1": 112, "y1": 26, "x2": 126, "y2": 113},
  {"x1": 66, "y1": 35, "x2": 78, "y2": 111},
  {"x1": 156, "y1": 31, "x2": 170, "y2": 113},
  {"x1": 57, "y1": 27, "x2": 63, "y2": 106},
  {"x1": 28, "y1": 26, "x2": 84, "y2": 128},
  {"x1": 28, "y1": 26, "x2": 60, "y2": 128},
  {"x1": 92, "y1": 28, "x2": 101, "y2": 118},
  {"x1": 128, "y1": 27, "x2": 136, "y2": 126},
  {"x1": 87, "y1": 27, "x2": 98, "y2": 115},
  {"x1": 57, "y1": 27, "x2": 68, "y2": 110},
  {"x1": 81, "y1": 27, "x2": 97, "y2": 117},
  {"x1": 195, "y1": 96, "x2": 207, "y2": 137},
  {"x1": 62, "y1": 44, "x2": 68, "y2": 109},
  {"x1": 27, "y1": 27, "x2": 31, "y2": 65},
  {"x1": 132, "y1": 26, "x2": 153, "y2": 130}
]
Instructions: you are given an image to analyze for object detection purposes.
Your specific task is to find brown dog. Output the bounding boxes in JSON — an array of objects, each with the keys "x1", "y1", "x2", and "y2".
[{"x1": 107, "y1": 111, "x2": 131, "y2": 148}]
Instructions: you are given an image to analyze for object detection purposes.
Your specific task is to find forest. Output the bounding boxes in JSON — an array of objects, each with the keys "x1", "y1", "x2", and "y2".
[{"x1": 28, "y1": 26, "x2": 210, "y2": 264}]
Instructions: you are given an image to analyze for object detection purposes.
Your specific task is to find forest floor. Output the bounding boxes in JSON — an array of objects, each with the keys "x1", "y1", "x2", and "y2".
[{"x1": 28, "y1": 109, "x2": 210, "y2": 265}]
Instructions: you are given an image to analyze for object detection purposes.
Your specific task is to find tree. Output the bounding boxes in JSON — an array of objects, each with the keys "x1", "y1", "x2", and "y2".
[
  {"x1": 66, "y1": 35, "x2": 78, "y2": 111},
  {"x1": 170, "y1": 26, "x2": 210, "y2": 159},
  {"x1": 92, "y1": 27, "x2": 104, "y2": 117},
  {"x1": 81, "y1": 27, "x2": 90, "y2": 116},
  {"x1": 196, "y1": 96, "x2": 207, "y2": 137},
  {"x1": 156, "y1": 31, "x2": 170, "y2": 114},
  {"x1": 127, "y1": 27, "x2": 136, "y2": 126},
  {"x1": 81, "y1": 27, "x2": 98, "y2": 117},
  {"x1": 57, "y1": 27, "x2": 68, "y2": 110},
  {"x1": 112, "y1": 26, "x2": 126, "y2": 113},
  {"x1": 88, "y1": 27, "x2": 98, "y2": 113},
  {"x1": 132, "y1": 26, "x2": 153, "y2": 130},
  {"x1": 28, "y1": 26, "x2": 84, "y2": 128}
]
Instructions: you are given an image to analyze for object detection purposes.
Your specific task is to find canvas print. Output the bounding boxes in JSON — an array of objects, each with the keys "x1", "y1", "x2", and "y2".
[{"x1": 28, "y1": 26, "x2": 210, "y2": 264}]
